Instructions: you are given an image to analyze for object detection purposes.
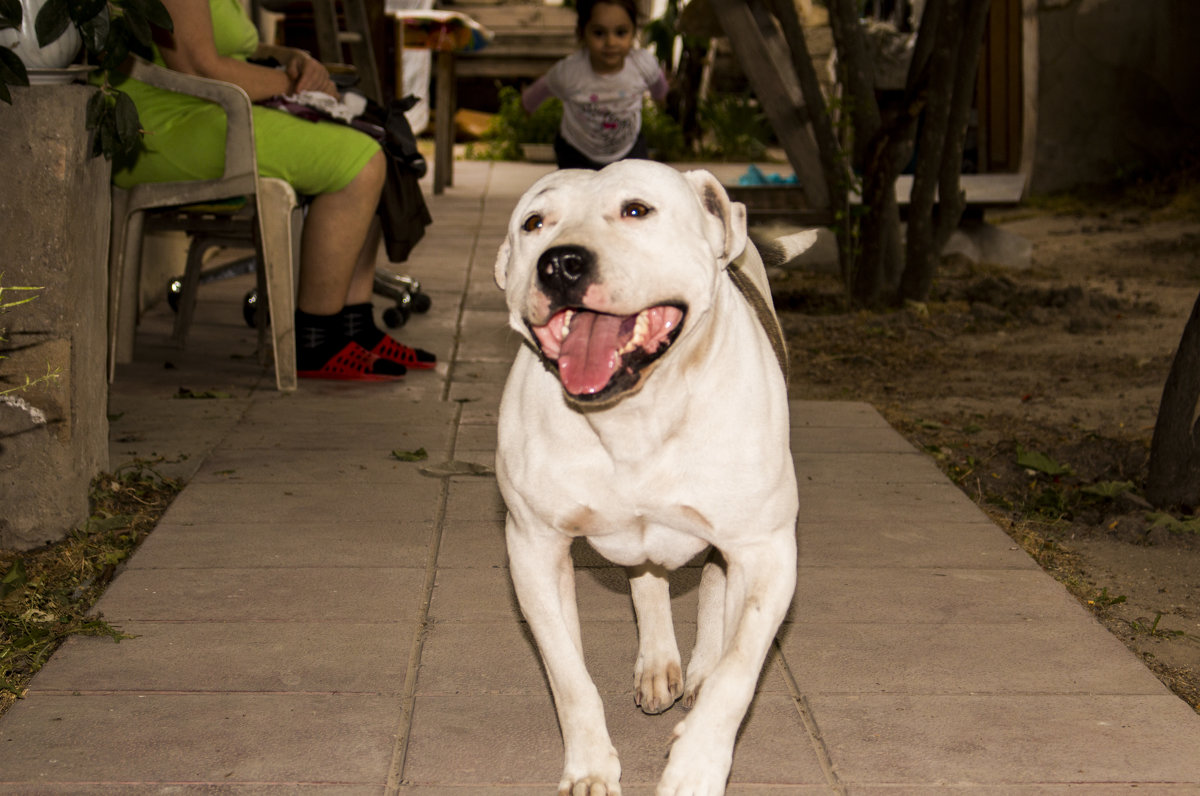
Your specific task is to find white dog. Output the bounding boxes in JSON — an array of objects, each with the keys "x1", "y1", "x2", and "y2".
[{"x1": 494, "y1": 161, "x2": 804, "y2": 796}]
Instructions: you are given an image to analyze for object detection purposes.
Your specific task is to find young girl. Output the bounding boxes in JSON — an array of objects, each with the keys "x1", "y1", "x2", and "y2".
[{"x1": 522, "y1": 0, "x2": 670, "y2": 170}]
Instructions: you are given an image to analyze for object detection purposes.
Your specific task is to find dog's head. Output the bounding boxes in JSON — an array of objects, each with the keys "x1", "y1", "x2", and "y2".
[{"x1": 494, "y1": 161, "x2": 749, "y2": 408}]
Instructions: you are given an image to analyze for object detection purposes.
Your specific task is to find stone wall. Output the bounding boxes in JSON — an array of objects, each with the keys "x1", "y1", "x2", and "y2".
[
  {"x1": 0, "y1": 83, "x2": 111, "y2": 549},
  {"x1": 1032, "y1": 0, "x2": 1200, "y2": 193}
]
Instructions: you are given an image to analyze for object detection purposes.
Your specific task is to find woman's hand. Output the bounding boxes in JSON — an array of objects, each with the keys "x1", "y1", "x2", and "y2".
[{"x1": 282, "y1": 49, "x2": 339, "y2": 98}]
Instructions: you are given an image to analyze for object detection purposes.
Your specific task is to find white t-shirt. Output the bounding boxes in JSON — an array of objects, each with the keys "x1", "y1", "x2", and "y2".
[{"x1": 544, "y1": 48, "x2": 664, "y2": 164}]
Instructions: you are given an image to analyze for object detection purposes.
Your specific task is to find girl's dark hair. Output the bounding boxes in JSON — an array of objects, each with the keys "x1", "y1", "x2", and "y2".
[{"x1": 575, "y1": 0, "x2": 640, "y2": 38}]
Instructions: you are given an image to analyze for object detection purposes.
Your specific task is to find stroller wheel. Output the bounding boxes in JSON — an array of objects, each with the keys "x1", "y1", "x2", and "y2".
[
  {"x1": 410, "y1": 291, "x2": 432, "y2": 314},
  {"x1": 167, "y1": 277, "x2": 183, "y2": 312},
  {"x1": 383, "y1": 305, "x2": 410, "y2": 329},
  {"x1": 243, "y1": 289, "x2": 266, "y2": 328}
]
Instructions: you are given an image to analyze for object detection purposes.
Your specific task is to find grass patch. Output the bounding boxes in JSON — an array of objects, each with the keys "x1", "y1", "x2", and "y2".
[{"x1": 0, "y1": 462, "x2": 180, "y2": 715}]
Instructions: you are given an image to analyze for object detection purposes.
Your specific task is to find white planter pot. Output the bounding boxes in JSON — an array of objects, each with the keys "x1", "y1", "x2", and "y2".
[{"x1": 0, "y1": 0, "x2": 82, "y2": 69}]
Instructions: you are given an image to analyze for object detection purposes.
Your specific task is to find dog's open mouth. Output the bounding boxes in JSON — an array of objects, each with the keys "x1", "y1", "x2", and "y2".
[{"x1": 531, "y1": 304, "x2": 686, "y2": 400}]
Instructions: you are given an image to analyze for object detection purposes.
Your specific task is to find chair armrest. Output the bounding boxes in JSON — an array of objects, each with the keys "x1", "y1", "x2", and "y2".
[{"x1": 123, "y1": 57, "x2": 256, "y2": 184}]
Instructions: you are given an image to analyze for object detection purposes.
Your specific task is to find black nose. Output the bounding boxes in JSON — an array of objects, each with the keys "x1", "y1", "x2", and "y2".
[{"x1": 536, "y1": 245, "x2": 594, "y2": 303}]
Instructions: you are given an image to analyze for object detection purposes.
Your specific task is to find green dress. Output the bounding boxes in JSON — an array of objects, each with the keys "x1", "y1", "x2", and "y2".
[{"x1": 110, "y1": 0, "x2": 379, "y2": 195}]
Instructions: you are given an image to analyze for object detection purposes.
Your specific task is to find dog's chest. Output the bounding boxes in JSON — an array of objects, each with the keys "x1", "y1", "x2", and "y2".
[{"x1": 564, "y1": 499, "x2": 712, "y2": 568}]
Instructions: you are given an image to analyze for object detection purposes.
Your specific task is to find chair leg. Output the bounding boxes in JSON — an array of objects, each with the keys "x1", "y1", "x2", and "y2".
[
  {"x1": 107, "y1": 191, "x2": 128, "y2": 383},
  {"x1": 108, "y1": 198, "x2": 145, "y2": 381},
  {"x1": 172, "y1": 235, "x2": 217, "y2": 348},
  {"x1": 256, "y1": 178, "x2": 299, "y2": 392}
]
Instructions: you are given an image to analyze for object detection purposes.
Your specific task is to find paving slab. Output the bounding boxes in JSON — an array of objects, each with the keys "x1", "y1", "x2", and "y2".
[
  {"x1": 0, "y1": 693, "x2": 401, "y2": 784},
  {"x1": 2, "y1": 160, "x2": 1198, "y2": 795},
  {"x1": 31, "y1": 621, "x2": 411, "y2": 694}
]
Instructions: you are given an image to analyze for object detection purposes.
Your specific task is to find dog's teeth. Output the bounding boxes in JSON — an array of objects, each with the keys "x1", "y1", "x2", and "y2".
[
  {"x1": 561, "y1": 309, "x2": 574, "y2": 339},
  {"x1": 618, "y1": 311, "x2": 651, "y2": 356},
  {"x1": 634, "y1": 311, "x2": 649, "y2": 344}
]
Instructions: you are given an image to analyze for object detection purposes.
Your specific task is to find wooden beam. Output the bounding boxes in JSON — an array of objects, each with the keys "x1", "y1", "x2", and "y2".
[{"x1": 708, "y1": 0, "x2": 829, "y2": 209}]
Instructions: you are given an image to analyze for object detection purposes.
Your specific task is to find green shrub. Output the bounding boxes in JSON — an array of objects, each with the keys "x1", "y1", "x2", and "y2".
[
  {"x1": 642, "y1": 99, "x2": 686, "y2": 161},
  {"x1": 698, "y1": 93, "x2": 771, "y2": 161},
  {"x1": 476, "y1": 85, "x2": 563, "y2": 160}
]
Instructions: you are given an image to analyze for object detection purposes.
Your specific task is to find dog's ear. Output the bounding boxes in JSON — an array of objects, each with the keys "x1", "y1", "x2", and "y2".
[
  {"x1": 683, "y1": 169, "x2": 748, "y2": 266},
  {"x1": 493, "y1": 237, "x2": 511, "y2": 290}
]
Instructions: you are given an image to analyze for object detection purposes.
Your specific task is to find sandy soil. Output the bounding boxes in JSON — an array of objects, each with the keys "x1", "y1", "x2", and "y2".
[{"x1": 768, "y1": 200, "x2": 1200, "y2": 713}]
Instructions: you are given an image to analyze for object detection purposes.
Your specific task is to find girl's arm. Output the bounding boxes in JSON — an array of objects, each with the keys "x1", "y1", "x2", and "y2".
[
  {"x1": 522, "y1": 75, "x2": 554, "y2": 114},
  {"x1": 648, "y1": 67, "x2": 669, "y2": 103},
  {"x1": 155, "y1": 0, "x2": 337, "y2": 99}
]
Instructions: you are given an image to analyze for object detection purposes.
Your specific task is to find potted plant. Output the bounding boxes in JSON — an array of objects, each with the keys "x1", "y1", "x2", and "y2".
[
  {"x1": 477, "y1": 85, "x2": 562, "y2": 162},
  {"x1": 0, "y1": 0, "x2": 172, "y2": 161}
]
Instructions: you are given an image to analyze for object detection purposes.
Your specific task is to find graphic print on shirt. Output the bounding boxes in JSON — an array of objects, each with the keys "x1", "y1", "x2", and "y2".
[{"x1": 577, "y1": 90, "x2": 636, "y2": 155}]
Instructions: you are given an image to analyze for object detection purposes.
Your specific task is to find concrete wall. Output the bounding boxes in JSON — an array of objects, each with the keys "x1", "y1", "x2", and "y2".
[
  {"x1": 1032, "y1": 0, "x2": 1200, "y2": 193},
  {"x1": 0, "y1": 83, "x2": 111, "y2": 550}
]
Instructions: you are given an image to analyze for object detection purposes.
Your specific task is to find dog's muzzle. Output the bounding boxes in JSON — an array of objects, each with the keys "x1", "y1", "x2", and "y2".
[
  {"x1": 525, "y1": 244, "x2": 687, "y2": 404},
  {"x1": 530, "y1": 305, "x2": 686, "y2": 403}
]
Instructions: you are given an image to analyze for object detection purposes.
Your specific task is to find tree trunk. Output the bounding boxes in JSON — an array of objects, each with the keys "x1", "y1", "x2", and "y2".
[
  {"x1": 901, "y1": 0, "x2": 992, "y2": 302},
  {"x1": 900, "y1": 0, "x2": 958, "y2": 303},
  {"x1": 828, "y1": 0, "x2": 907, "y2": 303},
  {"x1": 826, "y1": 0, "x2": 881, "y2": 169},
  {"x1": 1146, "y1": 287, "x2": 1200, "y2": 510},
  {"x1": 935, "y1": 0, "x2": 992, "y2": 252}
]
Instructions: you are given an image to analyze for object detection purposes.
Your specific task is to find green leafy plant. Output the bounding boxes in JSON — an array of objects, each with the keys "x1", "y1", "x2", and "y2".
[
  {"x1": 1130, "y1": 612, "x2": 1186, "y2": 639},
  {"x1": 1088, "y1": 587, "x2": 1127, "y2": 610},
  {"x1": 1146, "y1": 511, "x2": 1200, "y2": 536},
  {"x1": 1080, "y1": 480, "x2": 1136, "y2": 500},
  {"x1": 474, "y1": 84, "x2": 562, "y2": 161},
  {"x1": 391, "y1": 447, "x2": 428, "y2": 462},
  {"x1": 641, "y1": 98, "x2": 686, "y2": 160},
  {"x1": 697, "y1": 93, "x2": 771, "y2": 161},
  {"x1": 1016, "y1": 445, "x2": 1074, "y2": 477},
  {"x1": 0, "y1": 0, "x2": 173, "y2": 162}
]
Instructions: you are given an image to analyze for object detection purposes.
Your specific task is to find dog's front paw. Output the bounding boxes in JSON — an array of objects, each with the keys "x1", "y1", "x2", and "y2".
[
  {"x1": 560, "y1": 775, "x2": 622, "y2": 796},
  {"x1": 655, "y1": 719, "x2": 732, "y2": 796},
  {"x1": 634, "y1": 654, "x2": 683, "y2": 714},
  {"x1": 560, "y1": 744, "x2": 622, "y2": 796}
]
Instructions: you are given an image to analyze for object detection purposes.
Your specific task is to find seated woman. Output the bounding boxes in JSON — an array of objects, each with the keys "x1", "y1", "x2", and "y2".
[{"x1": 112, "y1": 0, "x2": 435, "y2": 381}]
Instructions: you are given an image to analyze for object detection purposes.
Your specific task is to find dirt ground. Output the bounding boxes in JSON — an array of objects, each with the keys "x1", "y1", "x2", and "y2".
[{"x1": 767, "y1": 194, "x2": 1200, "y2": 714}]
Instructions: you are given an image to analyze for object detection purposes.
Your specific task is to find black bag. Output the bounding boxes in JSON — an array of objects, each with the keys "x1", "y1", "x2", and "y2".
[{"x1": 360, "y1": 96, "x2": 432, "y2": 263}]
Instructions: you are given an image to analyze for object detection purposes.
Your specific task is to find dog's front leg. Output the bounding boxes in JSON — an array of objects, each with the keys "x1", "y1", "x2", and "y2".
[
  {"x1": 628, "y1": 564, "x2": 683, "y2": 714},
  {"x1": 507, "y1": 515, "x2": 622, "y2": 795},
  {"x1": 683, "y1": 549, "x2": 726, "y2": 708},
  {"x1": 656, "y1": 532, "x2": 797, "y2": 796}
]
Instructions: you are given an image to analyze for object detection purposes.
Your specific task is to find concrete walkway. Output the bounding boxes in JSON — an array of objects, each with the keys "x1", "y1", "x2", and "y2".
[{"x1": 2, "y1": 161, "x2": 1200, "y2": 794}]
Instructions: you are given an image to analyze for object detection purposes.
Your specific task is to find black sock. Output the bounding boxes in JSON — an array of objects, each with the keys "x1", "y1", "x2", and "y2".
[
  {"x1": 295, "y1": 309, "x2": 404, "y2": 375},
  {"x1": 296, "y1": 310, "x2": 345, "y2": 371},
  {"x1": 341, "y1": 302, "x2": 385, "y2": 349}
]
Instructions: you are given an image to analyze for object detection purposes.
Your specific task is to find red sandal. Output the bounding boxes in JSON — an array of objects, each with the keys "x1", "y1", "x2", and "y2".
[
  {"x1": 368, "y1": 335, "x2": 437, "y2": 370},
  {"x1": 297, "y1": 341, "x2": 407, "y2": 382}
]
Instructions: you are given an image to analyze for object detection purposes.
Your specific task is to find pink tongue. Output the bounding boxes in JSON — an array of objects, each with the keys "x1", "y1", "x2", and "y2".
[{"x1": 558, "y1": 312, "x2": 627, "y2": 395}]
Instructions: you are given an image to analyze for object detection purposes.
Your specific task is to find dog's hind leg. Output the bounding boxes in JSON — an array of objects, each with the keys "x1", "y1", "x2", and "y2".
[
  {"x1": 682, "y1": 549, "x2": 725, "y2": 708},
  {"x1": 628, "y1": 564, "x2": 683, "y2": 714},
  {"x1": 507, "y1": 516, "x2": 622, "y2": 795}
]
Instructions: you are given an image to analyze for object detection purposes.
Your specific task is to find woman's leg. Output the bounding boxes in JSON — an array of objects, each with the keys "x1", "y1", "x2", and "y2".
[
  {"x1": 296, "y1": 149, "x2": 387, "y2": 315},
  {"x1": 346, "y1": 220, "x2": 384, "y2": 306},
  {"x1": 294, "y1": 150, "x2": 411, "y2": 380}
]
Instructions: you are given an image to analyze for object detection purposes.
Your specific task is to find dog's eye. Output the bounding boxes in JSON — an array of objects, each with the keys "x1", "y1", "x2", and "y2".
[
  {"x1": 522, "y1": 214, "x2": 544, "y2": 232},
  {"x1": 621, "y1": 201, "x2": 653, "y2": 219}
]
